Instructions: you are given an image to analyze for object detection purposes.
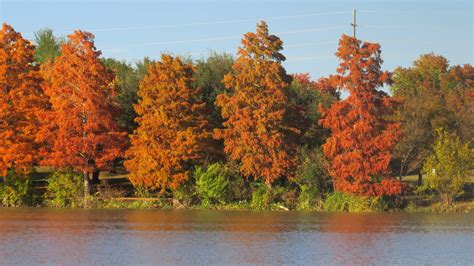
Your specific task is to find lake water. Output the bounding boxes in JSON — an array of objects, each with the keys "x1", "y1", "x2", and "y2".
[{"x1": 0, "y1": 209, "x2": 473, "y2": 265}]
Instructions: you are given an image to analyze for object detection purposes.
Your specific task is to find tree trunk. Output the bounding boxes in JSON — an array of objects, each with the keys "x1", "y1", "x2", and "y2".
[
  {"x1": 91, "y1": 170, "x2": 100, "y2": 185},
  {"x1": 83, "y1": 171, "x2": 90, "y2": 207},
  {"x1": 398, "y1": 164, "x2": 404, "y2": 181},
  {"x1": 417, "y1": 172, "x2": 423, "y2": 186}
]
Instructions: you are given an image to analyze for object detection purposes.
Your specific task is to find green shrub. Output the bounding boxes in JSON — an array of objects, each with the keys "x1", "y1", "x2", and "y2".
[
  {"x1": 172, "y1": 180, "x2": 195, "y2": 207},
  {"x1": 295, "y1": 147, "x2": 331, "y2": 193},
  {"x1": 250, "y1": 184, "x2": 270, "y2": 210},
  {"x1": 225, "y1": 162, "x2": 251, "y2": 202},
  {"x1": 290, "y1": 148, "x2": 330, "y2": 211},
  {"x1": 324, "y1": 192, "x2": 385, "y2": 212},
  {"x1": 45, "y1": 171, "x2": 83, "y2": 207},
  {"x1": 250, "y1": 183, "x2": 300, "y2": 210},
  {"x1": 297, "y1": 184, "x2": 321, "y2": 210},
  {"x1": 194, "y1": 163, "x2": 230, "y2": 207},
  {"x1": 0, "y1": 171, "x2": 34, "y2": 207},
  {"x1": 421, "y1": 128, "x2": 473, "y2": 205}
]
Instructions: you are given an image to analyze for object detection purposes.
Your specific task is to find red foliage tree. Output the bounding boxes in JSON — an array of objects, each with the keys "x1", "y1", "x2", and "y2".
[
  {"x1": 319, "y1": 35, "x2": 403, "y2": 196},
  {"x1": 125, "y1": 54, "x2": 215, "y2": 190},
  {"x1": 215, "y1": 21, "x2": 299, "y2": 185},
  {"x1": 0, "y1": 23, "x2": 46, "y2": 176},
  {"x1": 37, "y1": 31, "x2": 127, "y2": 198}
]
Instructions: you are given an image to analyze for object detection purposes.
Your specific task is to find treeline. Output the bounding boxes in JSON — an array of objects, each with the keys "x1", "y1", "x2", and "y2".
[{"x1": 0, "y1": 21, "x2": 472, "y2": 210}]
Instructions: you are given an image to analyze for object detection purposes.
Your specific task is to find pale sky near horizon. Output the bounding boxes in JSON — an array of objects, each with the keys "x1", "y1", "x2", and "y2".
[{"x1": 1, "y1": 0, "x2": 473, "y2": 83}]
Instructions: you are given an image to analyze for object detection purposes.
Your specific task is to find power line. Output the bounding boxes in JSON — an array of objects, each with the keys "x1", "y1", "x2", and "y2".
[
  {"x1": 285, "y1": 41, "x2": 336, "y2": 48},
  {"x1": 359, "y1": 25, "x2": 449, "y2": 32},
  {"x1": 111, "y1": 25, "x2": 346, "y2": 48},
  {"x1": 286, "y1": 55, "x2": 333, "y2": 62},
  {"x1": 24, "y1": 10, "x2": 352, "y2": 35}
]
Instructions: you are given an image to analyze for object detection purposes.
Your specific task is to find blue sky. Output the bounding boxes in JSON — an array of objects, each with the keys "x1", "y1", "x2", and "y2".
[{"x1": 1, "y1": 0, "x2": 472, "y2": 80}]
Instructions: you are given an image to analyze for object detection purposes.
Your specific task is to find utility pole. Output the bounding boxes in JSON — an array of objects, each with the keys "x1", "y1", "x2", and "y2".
[{"x1": 351, "y1": 9, "x2": 357, "y2": 38}]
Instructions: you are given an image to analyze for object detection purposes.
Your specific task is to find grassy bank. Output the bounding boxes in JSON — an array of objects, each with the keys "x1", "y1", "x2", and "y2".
[
  {"x1": 1, "y1": 170, "x2": 473, "y2": 213},
  {"x1": 32, "y1": 194, "x2": 473, "y2": 213}
]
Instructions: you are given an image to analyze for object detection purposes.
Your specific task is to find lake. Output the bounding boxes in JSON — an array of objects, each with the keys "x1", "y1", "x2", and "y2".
[{"x1": 0, "y1": 209, "x2": 473, "y2": 265}]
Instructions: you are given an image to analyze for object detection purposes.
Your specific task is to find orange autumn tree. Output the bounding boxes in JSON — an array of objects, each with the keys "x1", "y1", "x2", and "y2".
[
  {"x1": 0, "y1": 23, "x2": 46, "y2": 177},
  {"x1": 125, "y1": 54, "x2": 214, "y2": 190},
  {"x1": 319, "y1": 35, "x2": 403, "y2": 196},
  {"x1": 216, "y1": 21, "x2": 299, "y2": 185},
  {"x1": 38, "y1": 31, "x2": 127, "y2": 197}
]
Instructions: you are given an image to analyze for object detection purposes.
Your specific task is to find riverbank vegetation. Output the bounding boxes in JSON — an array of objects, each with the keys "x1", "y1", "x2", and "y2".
[{"x1": 1, "y1": 22, "x2": 472, "y2": 212}]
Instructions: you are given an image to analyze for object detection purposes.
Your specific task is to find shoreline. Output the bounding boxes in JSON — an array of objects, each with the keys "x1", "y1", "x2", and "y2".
[{"x1": 2, "y1": 197, "x2": 472, "y2": 213}]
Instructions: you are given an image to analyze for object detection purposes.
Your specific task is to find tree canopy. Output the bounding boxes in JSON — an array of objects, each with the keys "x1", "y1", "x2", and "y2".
[
  {"x1": 37, "y1": 31, "x2": 127, "y2": 176},
  {"x1": 0, "y1": 23, "x2": 46, "y2": 176},
  {"x1": 125, "y1": 54, "x2": 216, "y2": 190},
  {"x1": 319, "y1": 35, "x2": 403, "y2": 196},
  {"x1": 1, "y1": 20, "x2": 471, "y2": 209},
  {"x1": 216, "y1": 21, "x2": 300, "y2": 185},
  {"x1": 391, "y1": 54, "x2": 474, "y2": 178}
]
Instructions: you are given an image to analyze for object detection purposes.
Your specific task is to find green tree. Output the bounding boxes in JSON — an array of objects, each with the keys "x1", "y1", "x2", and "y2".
[
  {"x1": 102, "y1": 58, "x2": 140, "y2": 132},
  {"x1": 101, "y1": 57, "x2": 158, "y2": 132},
  {"x1": 421, "y1": 128, "x2": 473, "y2": 205},
  {"x1": 194, "y1": 52, "x2": 233, "y2": 123},
  {"x1": 290, "y1": 73, "x2": 338, "y2": 148},
  {"x1": 391, "y1": 54, "x2": 473, "y2": 182},
  {"x1": 287, "y1": 74, "x2": 338, "y2": 205},
  {"x1": 136, "y1": 57, "x2": 156, "y2": 80},
  {"x1": 33, "y1": 28, "x2": 62, "y2": 63}
]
